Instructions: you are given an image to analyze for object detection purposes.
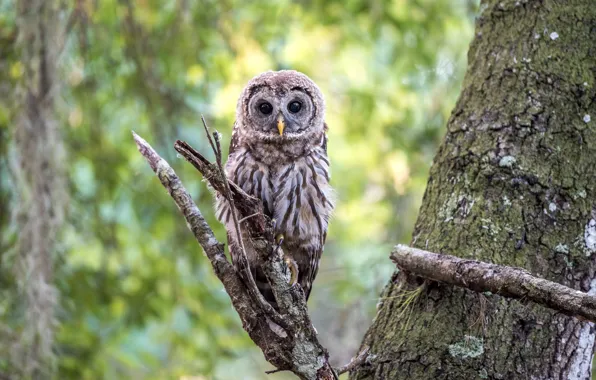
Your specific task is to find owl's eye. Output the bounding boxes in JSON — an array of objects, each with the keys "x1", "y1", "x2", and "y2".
[
  {"x1": 288, "y1": 101, "x2": 302, "y2": 113},
  {"x1": 259, "y1": 102, "x2": 273, "y2": 115}
]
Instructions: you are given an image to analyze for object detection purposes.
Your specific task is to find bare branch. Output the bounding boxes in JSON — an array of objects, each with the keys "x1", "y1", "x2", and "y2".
[
  {"x1": 134, "y1": 131, "x2": 337, "y2": 380},
  {"x1": 391, "y1": 244, "x2": 596, "y2": 323},
  {"x1": 133, "y1": 131, "x2": 236, "y2": 283}
]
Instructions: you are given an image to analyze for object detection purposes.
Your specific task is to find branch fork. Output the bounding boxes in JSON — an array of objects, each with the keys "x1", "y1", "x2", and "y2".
[{"x1": 133, "y1": 118, "x2": 368, "y2": 379}]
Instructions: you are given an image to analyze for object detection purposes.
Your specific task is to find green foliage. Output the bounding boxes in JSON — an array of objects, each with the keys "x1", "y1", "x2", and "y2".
[{"x1": 1, "y1": 0, "x2": 478, "y2": 378}]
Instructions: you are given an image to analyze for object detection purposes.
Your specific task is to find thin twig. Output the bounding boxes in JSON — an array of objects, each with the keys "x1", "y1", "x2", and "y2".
[
  {"x1": 265, "y1": 368, "x2": 285, "y2": 375},
  {"x1": 199, "y1": 116, "x2": 283, "y2": 322},
  {"x1": 238, "y1": 212, "x2": 261, "y2": 223},
  {"x1": 201, "y1": 114, "x2": 218, "y2": 159},
  {"x1": 337, "y1": 346, "x2": 370, "y2": 375},
  {"x1": 201, "y1": 117, "x2": 247, "y2": 271}
]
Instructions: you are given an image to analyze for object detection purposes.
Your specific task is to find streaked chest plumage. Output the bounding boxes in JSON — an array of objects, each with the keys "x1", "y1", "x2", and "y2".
[{"x1": 221, "y1": 144, "x2": 333, "y2": 249}]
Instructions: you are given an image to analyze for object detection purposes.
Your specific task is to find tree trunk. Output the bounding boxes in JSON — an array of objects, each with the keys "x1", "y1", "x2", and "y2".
[
  {"x1": 12, "y1": 1, "x2": 66, "y2": 377},
  {"x1": 351, "y1": 1, "x2": 596, "y2": 379}
]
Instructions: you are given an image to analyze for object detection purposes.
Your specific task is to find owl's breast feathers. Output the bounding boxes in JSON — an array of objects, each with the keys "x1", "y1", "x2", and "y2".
[{"x1": 216, "y1": 131, "x2": 333, "y2": 302}]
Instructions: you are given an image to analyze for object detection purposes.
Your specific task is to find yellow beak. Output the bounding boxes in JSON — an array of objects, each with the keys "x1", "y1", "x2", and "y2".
[{"x1": 277, "y1": 114, "x2": 285, "y2": 136}]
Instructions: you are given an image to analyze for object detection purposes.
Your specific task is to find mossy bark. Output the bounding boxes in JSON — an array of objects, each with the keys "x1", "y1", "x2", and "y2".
[{"x1": 351, "y1": 1, "x2": 596, "y2": 379}]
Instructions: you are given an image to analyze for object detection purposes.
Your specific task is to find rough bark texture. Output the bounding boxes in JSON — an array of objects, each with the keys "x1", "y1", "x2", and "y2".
[
  {"x1": 352, "y1": 1, "x2": 596, "y2": 379},
  {"x1": 12, "y1": 1, "x2": 66, "y2": 378}
]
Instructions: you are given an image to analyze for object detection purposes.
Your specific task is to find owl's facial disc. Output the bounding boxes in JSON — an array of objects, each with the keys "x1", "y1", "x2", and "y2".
[{"x1": 247, "y1": 88, "x2": 316, "y2": 137}]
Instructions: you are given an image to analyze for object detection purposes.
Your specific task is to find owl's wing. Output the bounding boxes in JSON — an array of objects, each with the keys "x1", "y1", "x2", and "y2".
[
  {"x1": 296, "y1": 124, "x2": 332, "y2": 301},
  {"x1": 320, "y1": 123, "x2": 329, "y2": 247}
]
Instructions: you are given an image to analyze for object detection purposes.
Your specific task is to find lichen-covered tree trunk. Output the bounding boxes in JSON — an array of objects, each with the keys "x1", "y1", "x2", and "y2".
[{"x1": 352, "y1": 1, "x2": 596, "y2": 379}]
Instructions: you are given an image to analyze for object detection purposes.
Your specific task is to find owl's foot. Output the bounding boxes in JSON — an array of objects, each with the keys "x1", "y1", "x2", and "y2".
[{"x1": 284, "y1": 255, "x2": 299, "y2": 286}]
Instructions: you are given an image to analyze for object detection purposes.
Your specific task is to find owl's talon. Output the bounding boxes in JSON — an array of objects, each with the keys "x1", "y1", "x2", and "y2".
[
  {"x1": 284, "y1": 255, "x2": 299, "y2": 286},
  {"x1": 275, "y1": 233, "x2": 284, "y2": 246},
  {"x1": 275, "y1": 234, "x2": 285, "y2": 258}
]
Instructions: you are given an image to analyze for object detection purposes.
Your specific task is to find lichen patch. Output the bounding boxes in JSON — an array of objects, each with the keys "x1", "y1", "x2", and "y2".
[
  {"x1": 502, "y1": 196, "x2": 512, "y2": 207},
  {"x1": 448, "y1": 335, "x2": 484, "y2": 359},
  {"x1": 499, "y1": 156, "x2": 516, "y2": 168}
]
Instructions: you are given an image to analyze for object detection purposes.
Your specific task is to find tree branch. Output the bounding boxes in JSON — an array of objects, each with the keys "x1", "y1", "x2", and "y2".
[
  {"x1": 132, "y1": 131, "x2": 350, "y2": 379},
  {"x1": 391, "y1": 244, "x2": 596, "y2": 323}
]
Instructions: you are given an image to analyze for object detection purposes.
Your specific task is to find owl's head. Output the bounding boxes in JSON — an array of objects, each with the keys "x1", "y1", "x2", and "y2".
[{"x1": 236, "y1": 70, "x2": 325, "y2": 142}]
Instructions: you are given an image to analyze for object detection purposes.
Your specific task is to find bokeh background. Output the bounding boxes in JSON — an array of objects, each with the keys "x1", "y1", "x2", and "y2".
[{"x1": 0, "y1": 0, "x2": 478, "y2": 378}]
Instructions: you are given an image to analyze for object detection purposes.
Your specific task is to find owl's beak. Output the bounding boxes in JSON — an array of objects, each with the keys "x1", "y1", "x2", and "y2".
[{"x1": 277, "y1": 114, "x2": 285, "y2": 136}]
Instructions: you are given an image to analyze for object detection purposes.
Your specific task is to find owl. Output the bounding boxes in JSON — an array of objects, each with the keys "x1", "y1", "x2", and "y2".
[{"x1": 215, "y1": 70, "x2": 334, "y2": 307}]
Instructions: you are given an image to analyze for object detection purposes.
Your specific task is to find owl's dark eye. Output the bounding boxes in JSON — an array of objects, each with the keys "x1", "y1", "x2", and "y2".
[
  {"x1": 259, "y1": 102, "x2": 273, "y2": 115},
  {"x1": 288, "y1": 101, "x2": 302, "y2": 113}
]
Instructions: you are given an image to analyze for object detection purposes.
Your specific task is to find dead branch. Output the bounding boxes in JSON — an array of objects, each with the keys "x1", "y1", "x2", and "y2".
[
  {"x1": 133, "y1": 131, "x2": 354, "y2": 379},
  {"x1": 391, "y1": 244, "x2": 596, "y2": 323}
]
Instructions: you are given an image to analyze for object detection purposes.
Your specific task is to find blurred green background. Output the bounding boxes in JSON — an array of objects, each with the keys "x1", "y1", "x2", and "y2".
[{"x1": 0, "y1": 0, "x2": 478, "y2": 378}]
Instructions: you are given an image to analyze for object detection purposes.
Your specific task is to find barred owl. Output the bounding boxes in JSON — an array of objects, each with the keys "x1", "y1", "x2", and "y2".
[{"x1": 215, "y1": 70, "x2": 334, "y2": 307}]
